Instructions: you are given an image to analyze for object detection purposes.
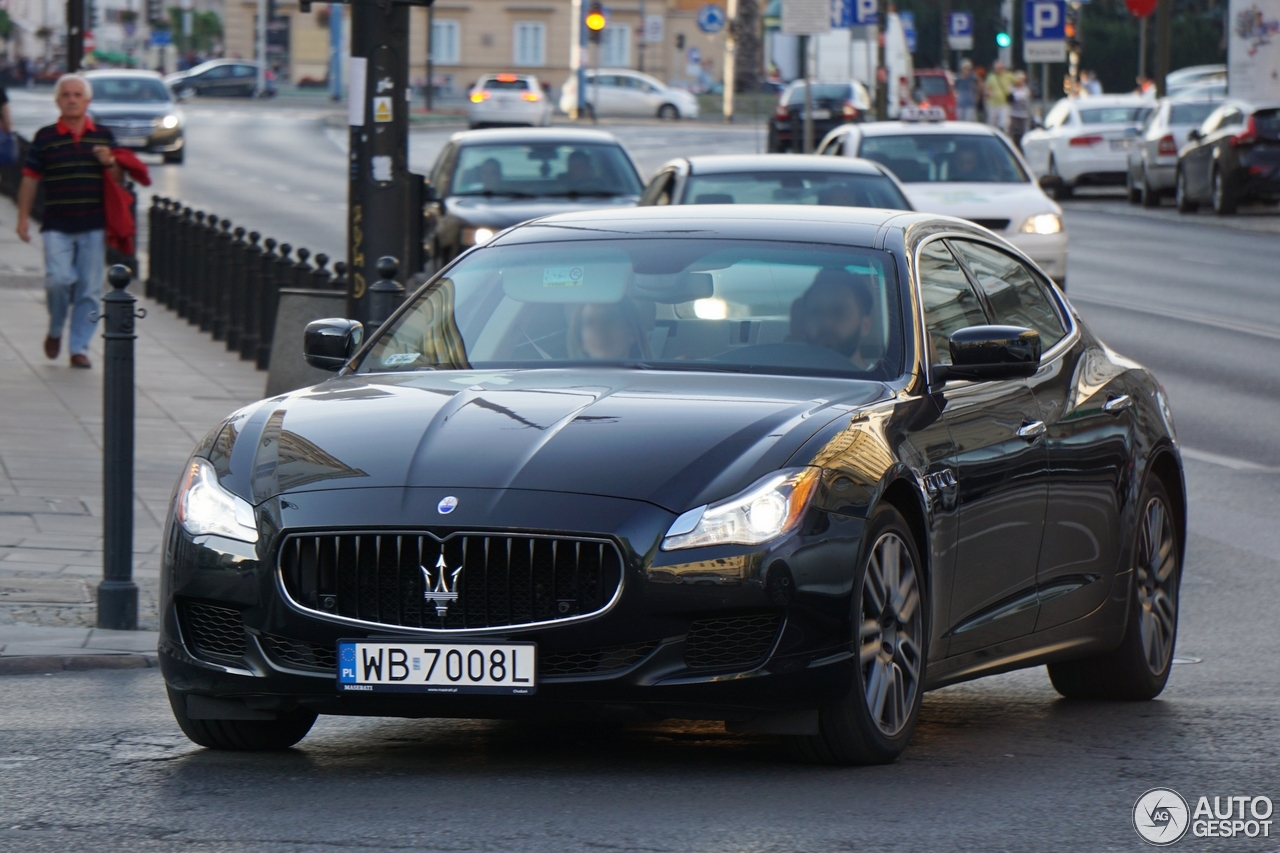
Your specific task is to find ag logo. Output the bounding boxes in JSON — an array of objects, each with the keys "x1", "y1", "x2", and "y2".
[{"x1": 1134, "y1": 788, "x2": 1191, "y2": 846}]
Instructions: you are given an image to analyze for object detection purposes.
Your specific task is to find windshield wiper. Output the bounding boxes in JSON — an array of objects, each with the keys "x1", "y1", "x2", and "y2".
[{"x1": 452, "y1": 190, "x2": 538, "y2": 199}]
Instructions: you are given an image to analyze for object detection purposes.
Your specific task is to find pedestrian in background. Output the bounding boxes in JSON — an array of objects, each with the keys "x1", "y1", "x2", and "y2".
[
  {"x1": 1082, "y1": 70, "x2": 1103, "y2": 96},
  {"x1": 1007, "y1": 71, "x2": 1031, "y2": 149},
  {"x1": 16, "y1": 74, "x2": 122, "y2": 369},
  {"x1": 985, "y1": 60, "x2": 1014, "y2": 132},
  {"x1": 955, "y1": 60, "x2": 979, "y2": 122}
]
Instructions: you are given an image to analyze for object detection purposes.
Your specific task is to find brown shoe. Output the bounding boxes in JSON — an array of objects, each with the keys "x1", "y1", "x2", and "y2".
[
  {"x1": 43, "y1": 335, "x2": 60, "y2": 359},
  {"x1": 69, "y1": 354, "x2": 91, "y2": 369}
]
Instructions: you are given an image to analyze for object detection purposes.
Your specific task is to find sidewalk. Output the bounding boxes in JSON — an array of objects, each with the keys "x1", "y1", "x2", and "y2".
[{"x1": 0, "y1": 196, "x2": 268, "y2": 671}]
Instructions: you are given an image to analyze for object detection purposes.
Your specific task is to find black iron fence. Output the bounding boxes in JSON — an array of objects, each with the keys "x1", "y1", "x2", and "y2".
[{"x1": 145, "y1": 196, "x2": 348, "y2": 370}]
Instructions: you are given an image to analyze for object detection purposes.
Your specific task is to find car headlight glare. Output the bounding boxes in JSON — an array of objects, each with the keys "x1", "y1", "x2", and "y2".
[
  {"x1": 1020, "y1": 213, "x2": 1063, "y2": 235},
  {"x1": 176, "y1": 458, "x2": 258, "y2": 543},
  {"x1": 661, "y1": 467, "x2": 821, "y2": 551},
  {"x1": 464, "y1": 227, "x2": 495, "y2": 246},
  {"x1": 161, "y1": 114, "x2": 179, "y2": 129}
]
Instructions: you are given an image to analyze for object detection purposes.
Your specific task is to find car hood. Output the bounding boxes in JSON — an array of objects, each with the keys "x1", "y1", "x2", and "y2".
[
  {"x1": 218, "y1": 369, "x2": 887, "y2": 513},
  {"x1": 445, "y1": 194, "x2": 640, "y2": 229},
  {"x1": 901, "y1": 182, "x2": 1060, "y2": 226},
  {"x1": 90, "y1": 103, "x2": 175, "y2": 119}
]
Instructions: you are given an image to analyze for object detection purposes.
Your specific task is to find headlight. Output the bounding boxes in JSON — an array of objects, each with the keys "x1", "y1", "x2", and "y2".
[
  {"x1": 463, "y1": 227, "x2": 495, "y2": 246},
  {"x1": 175, "y1": 458, "x2": 258, "y2": 543},
  {"x1": 161, "y1": 114, "x2": 179, "y2": 129},
  {"x1": 1020, "y1": 213, "x2": 1063, "y2": 235},
  {"x1": 661, "y1": 467, "x2": 821, "y2": 551}
]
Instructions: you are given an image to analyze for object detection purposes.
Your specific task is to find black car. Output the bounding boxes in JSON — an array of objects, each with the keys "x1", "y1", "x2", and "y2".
[
  {"x1": 164, "y1": 60, "x2": 268, "y2": 99},
  {"x1": 85, "y1": 70, "x2": 185, "y2": 164},
  {"x1": 422, "y1": 128, "x2": 643, "y2": 273},
  {"x1": 639, "y1": 154, "x2": 912, "y2": 210},
  {"x1": 160, "y1": 206, "x2": 1185, "y2": 765},
  {"x1": 1175, "y1": 100, "x2": 1280, "y2": 214},
  {"x1": 767, "y1": 81, "x2": 872, "y2": 153}
]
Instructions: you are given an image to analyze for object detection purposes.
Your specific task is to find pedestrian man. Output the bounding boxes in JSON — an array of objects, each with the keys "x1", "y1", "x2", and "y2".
[
  {"x1": 1007, "y1": 70, "x2": 1032, "y2": 148},
  {"x1": 984, "y1": 60, "x2": 1014, "y2": 133},
  {"x1": 16, "y1": 74, "x2": 122, "y2": 369},
  {"x1": 955, "y1": 60, "x2": 979, "y2": 122}
]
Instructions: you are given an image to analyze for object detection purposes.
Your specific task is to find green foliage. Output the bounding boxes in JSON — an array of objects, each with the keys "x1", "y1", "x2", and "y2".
[
  {"x1": 0, "y1": 10, "x2": 13, "y2": 40},
  {"x1": 166, "y1": 7, "x2": 223, "y2": 53}
]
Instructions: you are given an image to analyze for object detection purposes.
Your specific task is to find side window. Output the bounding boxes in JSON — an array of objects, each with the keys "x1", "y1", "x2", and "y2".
[
  {"x1": 949, "y1": 240, "x2": 1066, "y2": 350},
  {"x1": 918, "y1": 240, "x2": 989, "y2": 365},
  {"x1": 639, "y1": 169, "x2": 676, "y2": 205},
  {"x1": 1044, "y1": 101, "x2": 1070, "y2": 129},
  {"x1": 819, "y1": 136, "x2": 844, "y2": 156},
  {"x1": 1222, "y1": 108, "x2": 1244, "y2": 128}
]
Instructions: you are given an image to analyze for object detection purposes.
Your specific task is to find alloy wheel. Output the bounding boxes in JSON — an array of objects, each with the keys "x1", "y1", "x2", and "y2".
[
  {"x1": 1135, "y1": 495, "x2": 1178, "y2": 675},
  {"x1": 859, "y1": 531, "x2": 923, "y2": 737}
]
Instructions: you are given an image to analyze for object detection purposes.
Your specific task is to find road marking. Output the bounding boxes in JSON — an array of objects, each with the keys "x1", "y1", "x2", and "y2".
[
  {"x1": 1069, "y1": 293, "x2": 1280, "y2": 342},
  {"x1": 1181, "y1": 447, "x2": 1280, "y2": 473}
]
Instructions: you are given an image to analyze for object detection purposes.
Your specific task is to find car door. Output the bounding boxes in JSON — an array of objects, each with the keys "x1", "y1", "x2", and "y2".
[
  {"x1": 918, "y1": 238, "x2": 1048, "y2": 655},
  {"x1": 424, "y1": 142, "x2": 458, "y2": 270},
  {"x1": 1186, "y1": 108, "x2": 1231, "y2": 198},
  {"x1": 202, "y1": 65, "x2": 234, "y2": 96},
  {"x1": 949, "y1": 238, "x2": 1129, "y2": 632},
  {"x1": 231, "y1": 64, "x2": 257, "y2": 96}
]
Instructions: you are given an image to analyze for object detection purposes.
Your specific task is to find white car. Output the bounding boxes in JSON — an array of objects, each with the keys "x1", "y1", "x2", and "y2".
[
  {"x1": 468, "y1": 73, "x2": 553, "y2": 128},
  {"x1": 1166, "y1": 64, "x2": 1226, "y2": 97},
  {"x1": 559, "y1": 69, "x2": 699, "y2": 120},
  {"x1": 1020, "y1": 95, "x2": 1154, "y2": 199},
  {"x1": 816, "y1": 119, "x2": 1068, "y2": 284},
  {"x1": 1125, "y1": 96, "x2": 1222, "y2": 206}
]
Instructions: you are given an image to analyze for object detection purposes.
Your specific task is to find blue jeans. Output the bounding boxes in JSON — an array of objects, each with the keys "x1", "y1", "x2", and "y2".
[{"x1": 44, "y1": 229, "x2": 105, "y2": 356}]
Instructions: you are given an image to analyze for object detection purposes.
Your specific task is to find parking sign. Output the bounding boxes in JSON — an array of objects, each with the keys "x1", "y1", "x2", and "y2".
[
  {"x1": 899, "y1": 11, "x2": 917, "y2": 52},
  {"x1": 947, "y1": 11, "x2": 973, "y2": 50},
  {"x1": 1023, "y1": 0, "x2": 1067, "y2": 62}
]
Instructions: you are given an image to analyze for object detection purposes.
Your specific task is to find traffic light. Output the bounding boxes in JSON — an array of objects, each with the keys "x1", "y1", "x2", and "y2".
[
  {"x1": 995, "y1": 11, "x2": 1012, "y2": 48},
  {"x1": 586, "y1": 1, "x2": 605, "y2": 43},
  {"x1": 1065, "y1": 8, "x2": 1082, "y2": 52},
  {"x1": 87, "y1": 0, "x2": 99, "y2": 29}
]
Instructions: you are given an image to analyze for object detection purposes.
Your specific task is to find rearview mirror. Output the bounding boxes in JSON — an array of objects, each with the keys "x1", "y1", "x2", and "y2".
[
  {"x1": 932, "y1": 325, "x2": 1041, "y2": 382},
  {"x1": 303, "y1": 318, "x2": 364, "y2": 371}
]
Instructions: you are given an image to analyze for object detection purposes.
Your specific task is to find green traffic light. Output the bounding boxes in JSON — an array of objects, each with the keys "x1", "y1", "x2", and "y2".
[{"x1": 995, "y1": 31, "x2": 1012, "y2": 47}]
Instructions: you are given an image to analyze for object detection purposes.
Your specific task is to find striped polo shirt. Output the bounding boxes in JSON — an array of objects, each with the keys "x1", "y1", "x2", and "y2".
[{"x1": 23, "y1": 118, "x2": 116, "y2": 233}]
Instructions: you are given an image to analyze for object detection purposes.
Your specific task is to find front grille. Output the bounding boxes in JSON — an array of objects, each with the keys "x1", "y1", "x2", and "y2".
[
  {"x1": 100, "y1": 120, "x2": 154, "y2": 135},
  {"x1": 279, "y1": 532, "x2": 624, "y2": 630},
  {"x1": 180, "y1": 601, "x2": 246, "y2": 665},
  {"x1": 967, "y1": 218, "x2": 1011, "y2": 231},
  {"x1": 263, "y1": 635, "x2": 337, "y2": 672},
  {"x1": 540, "y1": 642, "x2": 658, "y2": 678},
  {"x1": 684, "y1": 613, "x2": 782, "y2": 670}
]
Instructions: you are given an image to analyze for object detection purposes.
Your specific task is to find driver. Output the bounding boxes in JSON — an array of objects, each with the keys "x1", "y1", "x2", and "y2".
[
  {"x1": 561, "y1": 150, "x2": 597, "y2": 190},
  {"x1": 477, "y1": 157, "x2": 503, "y2": 192},
  {"x1": 948, "y1": 144, "x2": 986, "y2": 182},
  {"x1": 568, "y1": 300, "x2": 652, "y2": 360},
  {"x1": 790, "y1": 269, "x2": 877, "y2": 370}
]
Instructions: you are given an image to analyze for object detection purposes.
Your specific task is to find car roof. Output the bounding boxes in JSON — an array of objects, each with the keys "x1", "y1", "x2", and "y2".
[
  {"x1": 85, "y1": 69, "x2": 164, "y2": 79},
  {"x1": 448, "y1": 127, "x2": 623, "y2": 145},
  {"x1": 1067, "y1": 95, "x2": 1152, "y2": 108},
  {"x1": 853, "y1": 120, "x2": 999, "y2": 137},
  {"x1": 681, "y1": 154, "x2": 889, "y2": 176}
]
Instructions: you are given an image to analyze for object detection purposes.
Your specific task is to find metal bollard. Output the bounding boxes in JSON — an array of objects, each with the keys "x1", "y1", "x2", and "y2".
[
  {"x1": 293, "y1": 247, "x2": 313, "y2": 290},
  {"x1": 189, "y1": 211, "x2": 207, "y2": 325},
  {"x1": 198, "y1": 213, "x2": 218, "y2": 333},
  {"x1": 145, "y1": 197, "x2": 161, "y2": 300},
  {"x1": 99, "y1": 264, "x2": 142, "y2": 631},
  {"x1": 240, "y1": 232, "x2": 263, "y2": 361},
  {"x1": 331, "y1": 261, "x2": 348, "y2": 295},
  {"x1": 226, "y1": 227, "x2": 247, "y2": 351},
  {"x1": 176, "y1": 208, "x2": 194, "y2": 318},
  {"x1": 368, "y1": 256, "x2": 405, "y2": 328},
  {"x1": 257, "y1": 243, "x2": 292, "y2": 370},
  {"x1": 212, "y1": 219, "x2": 232, "y2": 341},
  {"x1": 312, "y1": 253, "x2": 334, "y2": 289}
]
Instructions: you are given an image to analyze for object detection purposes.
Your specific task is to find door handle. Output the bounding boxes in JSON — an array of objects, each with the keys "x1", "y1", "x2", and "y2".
[
  {"x1": 1017, "y1": 420, "x2": 1047, "y2": 440},
  {"x1": 1103, "y1": 394, "x2": 1133, "y2": 415}
]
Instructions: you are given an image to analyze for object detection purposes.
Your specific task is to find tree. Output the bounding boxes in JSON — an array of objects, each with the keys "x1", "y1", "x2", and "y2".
[{"x1": 734, "y1": 0, "x2": 762, "y2": 92}]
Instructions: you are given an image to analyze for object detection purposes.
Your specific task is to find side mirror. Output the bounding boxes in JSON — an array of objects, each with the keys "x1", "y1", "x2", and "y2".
[
  {"x1": 303, "y1": 318, "x2": 364, "y2": 371},
  {"x1": 932, "y1": 325, "x2": 1041, "y2": 382},
  {"x1": 424, "y1": 182, "x2": 439, "y2": 203},
  {"x1": 1038, "y1": 174, "x2": 1063, "y2": 191},
  {"x1": 1186, "y1": 128, "x2": 1202, "y2": 142}
]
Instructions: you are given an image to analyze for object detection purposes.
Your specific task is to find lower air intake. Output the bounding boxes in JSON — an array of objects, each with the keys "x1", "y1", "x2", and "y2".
[
  {"x1": 181, "y1": 601, "x2": 246, "y2": 665},
  {"x1": 684, "y1": 613, "x2": 782, "y2": 670}
]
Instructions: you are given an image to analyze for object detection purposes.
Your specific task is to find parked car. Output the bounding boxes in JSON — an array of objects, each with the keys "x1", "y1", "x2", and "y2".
[
  {"x1": 767, "y1": 80, "x2": 873, "y2": 153},
  {"x1": 1175, "y1": 100, "x2": 1280, "y2": 214},
  {"x1": 639, "y1": 154, "x2": 912, "y2": 211},
  {"x1": 913, "y1": 69, "x2": 957, "y2": 120},
  {"x1": 559, "y1": 70, "x2": 699, "y2": 119},
  {"x1": 160, "y1": 204, "x2": 1185, "y2": 766},
  {"x1": 817, "y1": 118, "x2": 1068, "y2": 284},
  {"x1": 165, "y1": 60, "x2": 270, "y2": 98},
  {"x1": 422, "y1": 128, "x2": 644, "y2": 272},
  {"x1": 1166, "y1": 64, "x2": 1226, "y2": 98},
  {"x1": 467, "y1": 73, "x2": 553, "y2": 128},
  {"x1": 85, "y1": 69, "x2": 185, "y2": 164},
  {"x1": 1125, "y1": 96, "x2": 1222, "y2": 206},
  {"x1": 1019, "y1": 95, "x2": 1154, "y2": 199}
]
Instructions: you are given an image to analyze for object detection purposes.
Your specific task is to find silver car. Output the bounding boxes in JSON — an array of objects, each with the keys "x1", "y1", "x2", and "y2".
[
  {"x1": 468, "y1": 74, "x2": 553, "y2": 129},
  {"x1": 1125, "y1": 97, "x2": 1222, "y2": 207}
]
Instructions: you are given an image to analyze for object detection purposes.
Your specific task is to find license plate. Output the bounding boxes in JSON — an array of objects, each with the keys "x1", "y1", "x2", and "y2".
[
  {"x1": 1110, "y1": 139, "x2": 1128, "y2": 150},
  {"x1": 337, "y1": 640, "x2": 536, "y2": 695},
  {"x1": 807, "y1": 109, "x2": 831, "y2": 120},
  {"x1": 118, "y1": 137, "x2": 147, "y2": 147}
]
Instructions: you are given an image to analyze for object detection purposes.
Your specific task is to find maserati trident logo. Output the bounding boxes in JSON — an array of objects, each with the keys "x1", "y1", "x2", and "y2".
[{"x1": 421, "y1": 555, "x2": 462, "y2": 618}]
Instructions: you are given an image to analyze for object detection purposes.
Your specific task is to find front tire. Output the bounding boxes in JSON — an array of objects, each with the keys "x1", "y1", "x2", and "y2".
[
  {"x1": 1140, "y1": 167, "x2": 1160, "y2": 207},
  {"x1": 1126, "y1": 168, "x2": 1141, "y2": 204},
  {"x1": 794, "y1": 504, "x2": 926, "y2": 765},
  {"x1": 1049, "y1": 156, "x2": 1073, "y2": 200},
  {"x1": 167, "y1": 687, "x2": 317, "y2": 750},
  {"x1": 1047, "y1": 476, "x2": 1180, "y2": 701},
  {"x1": 657, "y1": 103, "x2": 679, "y2": 120},
  {"x1": 1176, "y1": 168, "x2": 1198, "y2": 212}
]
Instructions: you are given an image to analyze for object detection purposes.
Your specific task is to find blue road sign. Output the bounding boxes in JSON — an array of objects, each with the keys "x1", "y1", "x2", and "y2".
[
  {"x1": 899, "y1": 10, "x2": 916, "y2": 52},
  {"x1": 1024, "y1": 0, "x2": 1065, "y2": 39},
  {"x1": 948, "y1": 11, "x2": 973, "y2": 37},
  {"x1": 850, "y1": 0, "x2": 877, "y2": 26},
  {"x1": 149, "y1": 28, "x2": 172, "y2": 46},
  {"x1": 696, "y1": 4, "x2": 726, "y2": 33}
]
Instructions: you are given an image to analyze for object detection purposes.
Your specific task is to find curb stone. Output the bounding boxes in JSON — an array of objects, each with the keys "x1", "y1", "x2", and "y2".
[{"x1": 0, "y1": 653, "x2": 159, "y2": 675}]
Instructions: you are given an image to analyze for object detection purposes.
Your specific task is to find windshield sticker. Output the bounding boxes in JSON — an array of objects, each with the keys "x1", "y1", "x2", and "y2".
[
  {"x1": 382, "y1": 352, "x2": 420, "y2": 367},
  {"x1": 543, "y1": 266, "x2": 585, "y2": 288}
]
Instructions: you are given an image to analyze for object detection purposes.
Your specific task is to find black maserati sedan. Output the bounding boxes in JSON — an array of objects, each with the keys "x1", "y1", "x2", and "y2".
[
  {"x1": 160, "y1": 206, "x2": 1184, "y2": 764},
  {"x1": 1175, "y1": 100, "x2": 1280, "y2": 214},
  {"x1": 422, "y1": 128, "x2": 644, "y2": 274}
]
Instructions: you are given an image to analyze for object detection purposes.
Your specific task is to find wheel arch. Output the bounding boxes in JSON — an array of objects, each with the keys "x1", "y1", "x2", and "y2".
[
  {"x1": 1144, "y1": 445, "x2": 1187, "y2": 564},
  {"x1": 876, "y1": 476, "x2": 932, "y2": 595}
]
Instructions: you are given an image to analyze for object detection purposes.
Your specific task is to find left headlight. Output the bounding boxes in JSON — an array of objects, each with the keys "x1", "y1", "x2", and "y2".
[
  {"x1": 175, "y1": 458, "x2": 258, "y2": 543},
  {"x1": 463, "y1": 227, "x2": 495, "y2": 246},
  {"x1": 661, "y1": 467, "x2": 821, "y2": 551},
  {"x1": 162, "y1": 114, "x2": 180, "y2": 129},
  {"x1": 1020, "y1": 213, "x2": 1063, "y2": 235}
]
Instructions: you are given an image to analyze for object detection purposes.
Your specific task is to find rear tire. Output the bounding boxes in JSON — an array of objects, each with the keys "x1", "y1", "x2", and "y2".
[
  {"x1": 167, "y1": 687, "x2": 317, "y2": 750},
  {"x1": 657, "y1": 103, "x2": 679, "y2": 120},
  {"x1": 1211, "y1": 167, "x2": 1237, "y2": 215},
  {"x1": 1175, "y1": 168, "x2": 1198, "y2": 213},
  {"x1": 1047, "y1": 476, "x2": 1180, "y2": 701},
  {"x1": 1126, "y1": 169, "x2": 1141, "y2": 204},
  {"x1": 793, "y1": 503, "x2": 926, "y2": 765},
  {"x1": 1140, "y1": 167, "x2": 1160, "y2": 207},
  {"x1": 1048, "y1": 157, "x2": 1073, "y2": 200}
]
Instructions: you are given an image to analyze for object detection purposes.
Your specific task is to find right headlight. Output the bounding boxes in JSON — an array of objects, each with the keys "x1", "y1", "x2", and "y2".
[
  {"x1": 661, "y1": 467, "x2": 821, "y2": 551},
  {"x1": 1020, "y1": 213, "x2": 1063, "y2": 234},
  {"x1": 175, "y1": 458, "x2": 258, "y2": 543}
]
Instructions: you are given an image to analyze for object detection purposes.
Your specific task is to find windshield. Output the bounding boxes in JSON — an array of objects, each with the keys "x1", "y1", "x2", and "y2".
[
  {"x1": 451, "y1": 143, "x2": 643, "y2": 198},
  {"x1": 785, "y1": 84, "x2": 853, "y2": 105},
  {"x1": 359, "y1": 239, "x2": 905, "y2": 380},
  {"x1": 683, "y1": 171, "x2": 911, "y2": 209},
  {"x1": 1079, "y1": 106, "x2": 1151, "y2": 124},
  {"x1": 1169, "y1": 102, "x2": 1219, "y2": 125},
  {"x1": 90, "y1": 77, "x2": 173, "y2": 103},
  {"x1": 479, "y1": 78, "x2": 533, "y2": 90},
  {"x1": 857, "y1": 133, "x2": 1028, "y2": 183},
  {"x1": 915, "y1": 76, "x2": 951, "y2": 96}
]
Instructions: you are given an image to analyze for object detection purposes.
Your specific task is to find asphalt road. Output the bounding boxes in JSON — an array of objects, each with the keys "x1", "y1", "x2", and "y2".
[{"x1": 5, "y1": 94, "x2": 1280, "y2": 852}]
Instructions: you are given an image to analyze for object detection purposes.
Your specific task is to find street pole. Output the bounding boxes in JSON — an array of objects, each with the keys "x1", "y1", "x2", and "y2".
[
  {"x1": 66, "y1": 0, "x2": 85, "y2": 71},
  {"x1": 1154, "y1": 0, "x2": 1170, "y2": 96},
  {"x1": 256, "y1": 0, "x2": 267, "y2": 94},
  {"x1": 570, "y1": 0, "x2": 584, "y2": 119},
  {"x1": 638, "y1": 0, "x2": 645, "y2": 73},
  {"x1": 875, "y1": 0, "x2": 886, "y2": 121},
  {"x1": 330, "y1": 1, "x2": 343, "y2": 101},
  {"x1": 426, "y1": 5, "x2": 433, "y2": 111},
  {"x1": 723, "y1": 0, "x2": 737, "y2": 122},
  {"x1": 802, "y1": 35, "x2": 813, "y2": 152},
  {"x1": 1137, "y1": 14, "x2": 1147, "y2": 83},
  {"x1": 99, "y1": 265, "x2": 139, "y2": 631},
  {"x1": 940, "y1": 0, "x2": 951, "y2": 73},
  {"x1": 346, "y1": 0, "x2": 414, "y2": 325}
]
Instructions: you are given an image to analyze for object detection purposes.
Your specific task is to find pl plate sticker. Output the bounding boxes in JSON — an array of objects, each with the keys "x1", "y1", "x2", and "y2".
[
  {"x1": 382, "y1": 352, "x2": 420, "y2": 367},
  {"x1": 543, "y1": 266, "x2": 585, "y2": 288}
]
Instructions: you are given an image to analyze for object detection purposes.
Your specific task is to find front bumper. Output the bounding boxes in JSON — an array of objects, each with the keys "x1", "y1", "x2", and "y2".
[
  {"x1": 468, "y1": 100, "x2": 549, "y2": 126},
  {"x1": 1005, "y1": 230, "x2": 1068, "y2": 284},
  {"x1": 160, "y1": 486, "x2": 867, "y2": 722},
  {"x1": 107, "y1": 127, "x2": 184, "y2": 153}
]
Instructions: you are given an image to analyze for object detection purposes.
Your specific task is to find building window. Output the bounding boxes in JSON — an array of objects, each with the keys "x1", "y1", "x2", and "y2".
[
  {"x1": 600, "y1": 24, "x2": 631, "y2": 67},
  {"x1": 513, "y1": 22, "x2": 546, "y2": 67},
  {"x1": 431, "y1": 20, "x2": 460, "y2": 66}
]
